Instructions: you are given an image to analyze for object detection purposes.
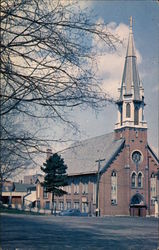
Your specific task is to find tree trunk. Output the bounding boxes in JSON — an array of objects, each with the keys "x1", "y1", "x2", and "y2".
[
  {"x1": 51, "y1": 192, "x2": 55, "y2": 215},
  {"x1": 0, "y1": 174, "x2": 3, "y2": 205}
]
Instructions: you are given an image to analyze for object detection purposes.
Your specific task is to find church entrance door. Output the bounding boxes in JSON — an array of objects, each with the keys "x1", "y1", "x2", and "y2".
[
  {"x1": 130, "y1": 205, "x2": 146, "y2": 217},
  {"x1": 130, "y1": 194, "x2": 147, "y2": 217}
]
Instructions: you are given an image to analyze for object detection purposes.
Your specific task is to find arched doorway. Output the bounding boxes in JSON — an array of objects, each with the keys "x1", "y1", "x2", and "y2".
[{"x1": 130, "y1": 194, "x2": 147, "y2": 217}]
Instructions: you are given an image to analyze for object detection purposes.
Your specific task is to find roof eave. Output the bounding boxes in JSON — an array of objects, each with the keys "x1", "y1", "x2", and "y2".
[
  {"x1": 133, "y1": 99, "x2": 142, "y2": 103},
  {"x1": 116, "y1": 100, "x2": 123, "y2": 105},
  {"x1": 68, "y1": 171, "x2": 97, "y2": 177},
  {"x1": 147, "y1": 144, "x2": 159, "y2": 164}
]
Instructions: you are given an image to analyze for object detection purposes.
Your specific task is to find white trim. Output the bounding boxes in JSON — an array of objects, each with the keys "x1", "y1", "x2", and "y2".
[
  {"x1": 130, "y1": 171, "x2": 137, "y2": 176},
  {"x1": 2, "y1": 191, "x2": 27, "y2": 196}
]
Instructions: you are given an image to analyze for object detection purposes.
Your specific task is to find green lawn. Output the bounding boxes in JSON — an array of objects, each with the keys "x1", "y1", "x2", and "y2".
[{"x1": 0, "y1": 205, "x2": 43, "y2": 216}]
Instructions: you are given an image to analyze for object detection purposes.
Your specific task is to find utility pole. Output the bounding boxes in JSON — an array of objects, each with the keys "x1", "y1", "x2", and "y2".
[
  {"x1": 95, "y1": 158, "x2": 105, "y2": 217},
  {"x1": 156, "y1": 168, "x2": 159, "y2": 250}
]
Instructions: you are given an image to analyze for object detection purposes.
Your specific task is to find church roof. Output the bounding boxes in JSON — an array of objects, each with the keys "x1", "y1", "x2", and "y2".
[
  {"x1": 147, "y1": 144, "x2": 159, "y2": 164},
  {"x1": 119, "y1": 17, "x2": 141, "y2": 102},
  {"x1": 60, "y1": 132, "x2": 125, "y2": 176}
]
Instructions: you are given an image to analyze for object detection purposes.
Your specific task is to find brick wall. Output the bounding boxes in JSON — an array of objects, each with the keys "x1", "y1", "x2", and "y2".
[{"x1": 36, "y1": 175, "x2": 97, "y2": 214}]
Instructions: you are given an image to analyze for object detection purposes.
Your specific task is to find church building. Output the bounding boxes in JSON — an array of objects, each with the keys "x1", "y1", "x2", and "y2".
[{"x1": 36, "y1": 18, "x2": 159, "y2": 217}]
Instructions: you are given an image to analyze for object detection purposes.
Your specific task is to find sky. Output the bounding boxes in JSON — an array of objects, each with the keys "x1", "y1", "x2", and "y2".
[{"x1": 18, "y1": 0, "x2": 159, "y2": 178}]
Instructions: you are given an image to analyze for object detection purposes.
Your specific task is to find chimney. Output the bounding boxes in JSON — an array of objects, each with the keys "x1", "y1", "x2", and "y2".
[{"x1": 46, "y1": 148, "x2": 52, "y2": 160}]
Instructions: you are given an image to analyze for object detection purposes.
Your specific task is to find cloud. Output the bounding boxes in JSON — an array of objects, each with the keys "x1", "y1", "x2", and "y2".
[
  {"x1": 94, "y1": 21, "x2": 142, "y2": 99},
  {"x1": 77, "y1": 0, "x2": 93, "y2": 9}
]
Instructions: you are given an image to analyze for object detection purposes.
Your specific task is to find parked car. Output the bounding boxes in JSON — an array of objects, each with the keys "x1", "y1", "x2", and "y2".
[{"x1": 59, "y1": 209, "x2": 88, "y2": 216}]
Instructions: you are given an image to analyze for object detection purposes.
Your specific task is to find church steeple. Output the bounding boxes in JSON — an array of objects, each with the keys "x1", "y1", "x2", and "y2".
[{"x1": 115, "y1": 17, "x2": 147, "y2": 130}]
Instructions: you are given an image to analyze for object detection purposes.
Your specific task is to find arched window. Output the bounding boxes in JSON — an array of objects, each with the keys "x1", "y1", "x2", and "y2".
[
  {"x1": 111, "y1": 171, "x2": 117, "y2": 177},
  {"x1": 131, "y1": 172, "x2": 137, "y2": 188},
  {"x1": 150, "y1": 172, "x2": 156, "y2": 205},
  {"x1": 142, "y1": 107, "x2": 144, "y2": 121},
  {"x1": 138, "y1": 172, "x2": 143, "y2": 188},
  {"x1": 82, "y1": 182, "x2": 88, "y2": 194},
  {"x1": 126, "y1": 103, "x2": 131, "y2": 118},
  {"x1": 134, "y1": 106, "x2": 139, "y2": 125},
  {"x1": 111, "y1": 171, "x2": 117, "y2": 205},
  {"x1": 74, "y1": 180, "x2": 79, "y2": 194},
  {"x1": 74, "y1": 183, "x2": 79, "y2": 194}
]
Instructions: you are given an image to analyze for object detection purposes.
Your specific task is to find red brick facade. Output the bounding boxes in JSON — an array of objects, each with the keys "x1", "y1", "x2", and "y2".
[{"x1": 99, "y1": 127, "x2": 158, "y2": 216}]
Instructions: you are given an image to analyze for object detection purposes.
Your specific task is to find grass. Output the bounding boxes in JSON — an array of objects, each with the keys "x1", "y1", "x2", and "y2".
[{"x1": 0, "y1": 204, "x2": 44, "y2": 216}]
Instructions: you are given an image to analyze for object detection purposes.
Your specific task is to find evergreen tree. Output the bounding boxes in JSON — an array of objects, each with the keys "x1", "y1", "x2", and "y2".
[{"x1": 41, "y1": 153, "x2": 68, "y2": 214}]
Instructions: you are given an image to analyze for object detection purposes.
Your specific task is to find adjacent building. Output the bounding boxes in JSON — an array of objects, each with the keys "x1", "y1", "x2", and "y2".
[{"x1": 2, "y1": 181, "x2": 36, "y2": 209}]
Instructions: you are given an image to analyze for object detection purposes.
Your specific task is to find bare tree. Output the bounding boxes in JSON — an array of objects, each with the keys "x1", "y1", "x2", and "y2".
[{"x1": 0, "y1": 0, "x2": 119, "y2": 189}]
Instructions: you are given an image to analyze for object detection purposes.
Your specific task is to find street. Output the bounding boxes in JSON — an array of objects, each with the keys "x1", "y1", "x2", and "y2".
[{"x1": 0, "y1": 214, "x2": 158, "y2": 250}]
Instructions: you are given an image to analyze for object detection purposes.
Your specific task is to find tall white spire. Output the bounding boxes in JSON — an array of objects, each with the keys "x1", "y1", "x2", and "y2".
[
  {"x1": 119, "y1": 16, "x2": 140, "y2": 101},
  {"x1": 115, "y1": 17, "x2": 147, "y2": 130}
]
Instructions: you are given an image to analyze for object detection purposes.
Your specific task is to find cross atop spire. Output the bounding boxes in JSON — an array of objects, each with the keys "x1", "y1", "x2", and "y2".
[
  {"x1": 126, "y1": 17, "x2": 135, "y2": 57},
  {"x1": 129, "y1": 16, "x2": 133, "y2": 30}
]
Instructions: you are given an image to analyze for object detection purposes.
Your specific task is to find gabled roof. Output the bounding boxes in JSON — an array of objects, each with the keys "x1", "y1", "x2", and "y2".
[
  {"x1": 13, "y1": 183, "x2": 35, "y2": 192},
  {"x1": 35, "y1": 175, "x2": 44, "y2": 184},
  {"x1": 60, "y1": 132, "x2": 125, "y2": 176},
  {"x1": 2, "y1": 182, "x2": 35, "y2": 192}
]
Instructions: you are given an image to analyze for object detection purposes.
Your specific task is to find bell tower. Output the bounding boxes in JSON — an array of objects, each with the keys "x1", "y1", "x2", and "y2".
[{"x1": 115, "y1": 17, "x2": 147, "y2": 133}]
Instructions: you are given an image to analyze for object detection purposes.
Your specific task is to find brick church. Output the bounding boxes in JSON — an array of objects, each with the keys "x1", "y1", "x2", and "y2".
[{"x1": 36, "y1": 18, "x2": 159, "y2": 216}]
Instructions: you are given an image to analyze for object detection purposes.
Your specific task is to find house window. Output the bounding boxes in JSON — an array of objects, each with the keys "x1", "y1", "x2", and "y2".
[
  {"x1": 111, "y1": 171, "x2": 117, "y2": 205},
  {"x1": 131, "y1": 172, "x2": 137, "y2": 188},
  {"x1": 66, "y1": 201, "x2": 71, "y2": 209},
  {"x1": 59, "y1": 201, "x2": 64, "y2": 211},
  {"x1": 82, "y1": 202, "x2": 88, "y2": 213},
  {"x1": 74, "y1": 183, "x2": 79, "y2": 194},
  {"x1": 43, "y1": 187, "x2": 48, "y2": 198},
  {"x1": 74, "y1": 201, "x2": 79, "y2": 209},
  {"x1": 138, "y1": 172, "x2": 143, "y2": 188},
  {"x1": 150, "y1": 173, "x2": 157, "y2": 205},
  {"x1": 126, "y1": 103, "x2": 131, "y2": 118},
  {"x1": 82, "y1": 182, "x2": 88, "y2": 194},
  {"x1": 45, "y1": 201, "x2": 50, "y2": 210},
  {"x1": 134, "y1": 106, "x2": 139, "y2": 125}
]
